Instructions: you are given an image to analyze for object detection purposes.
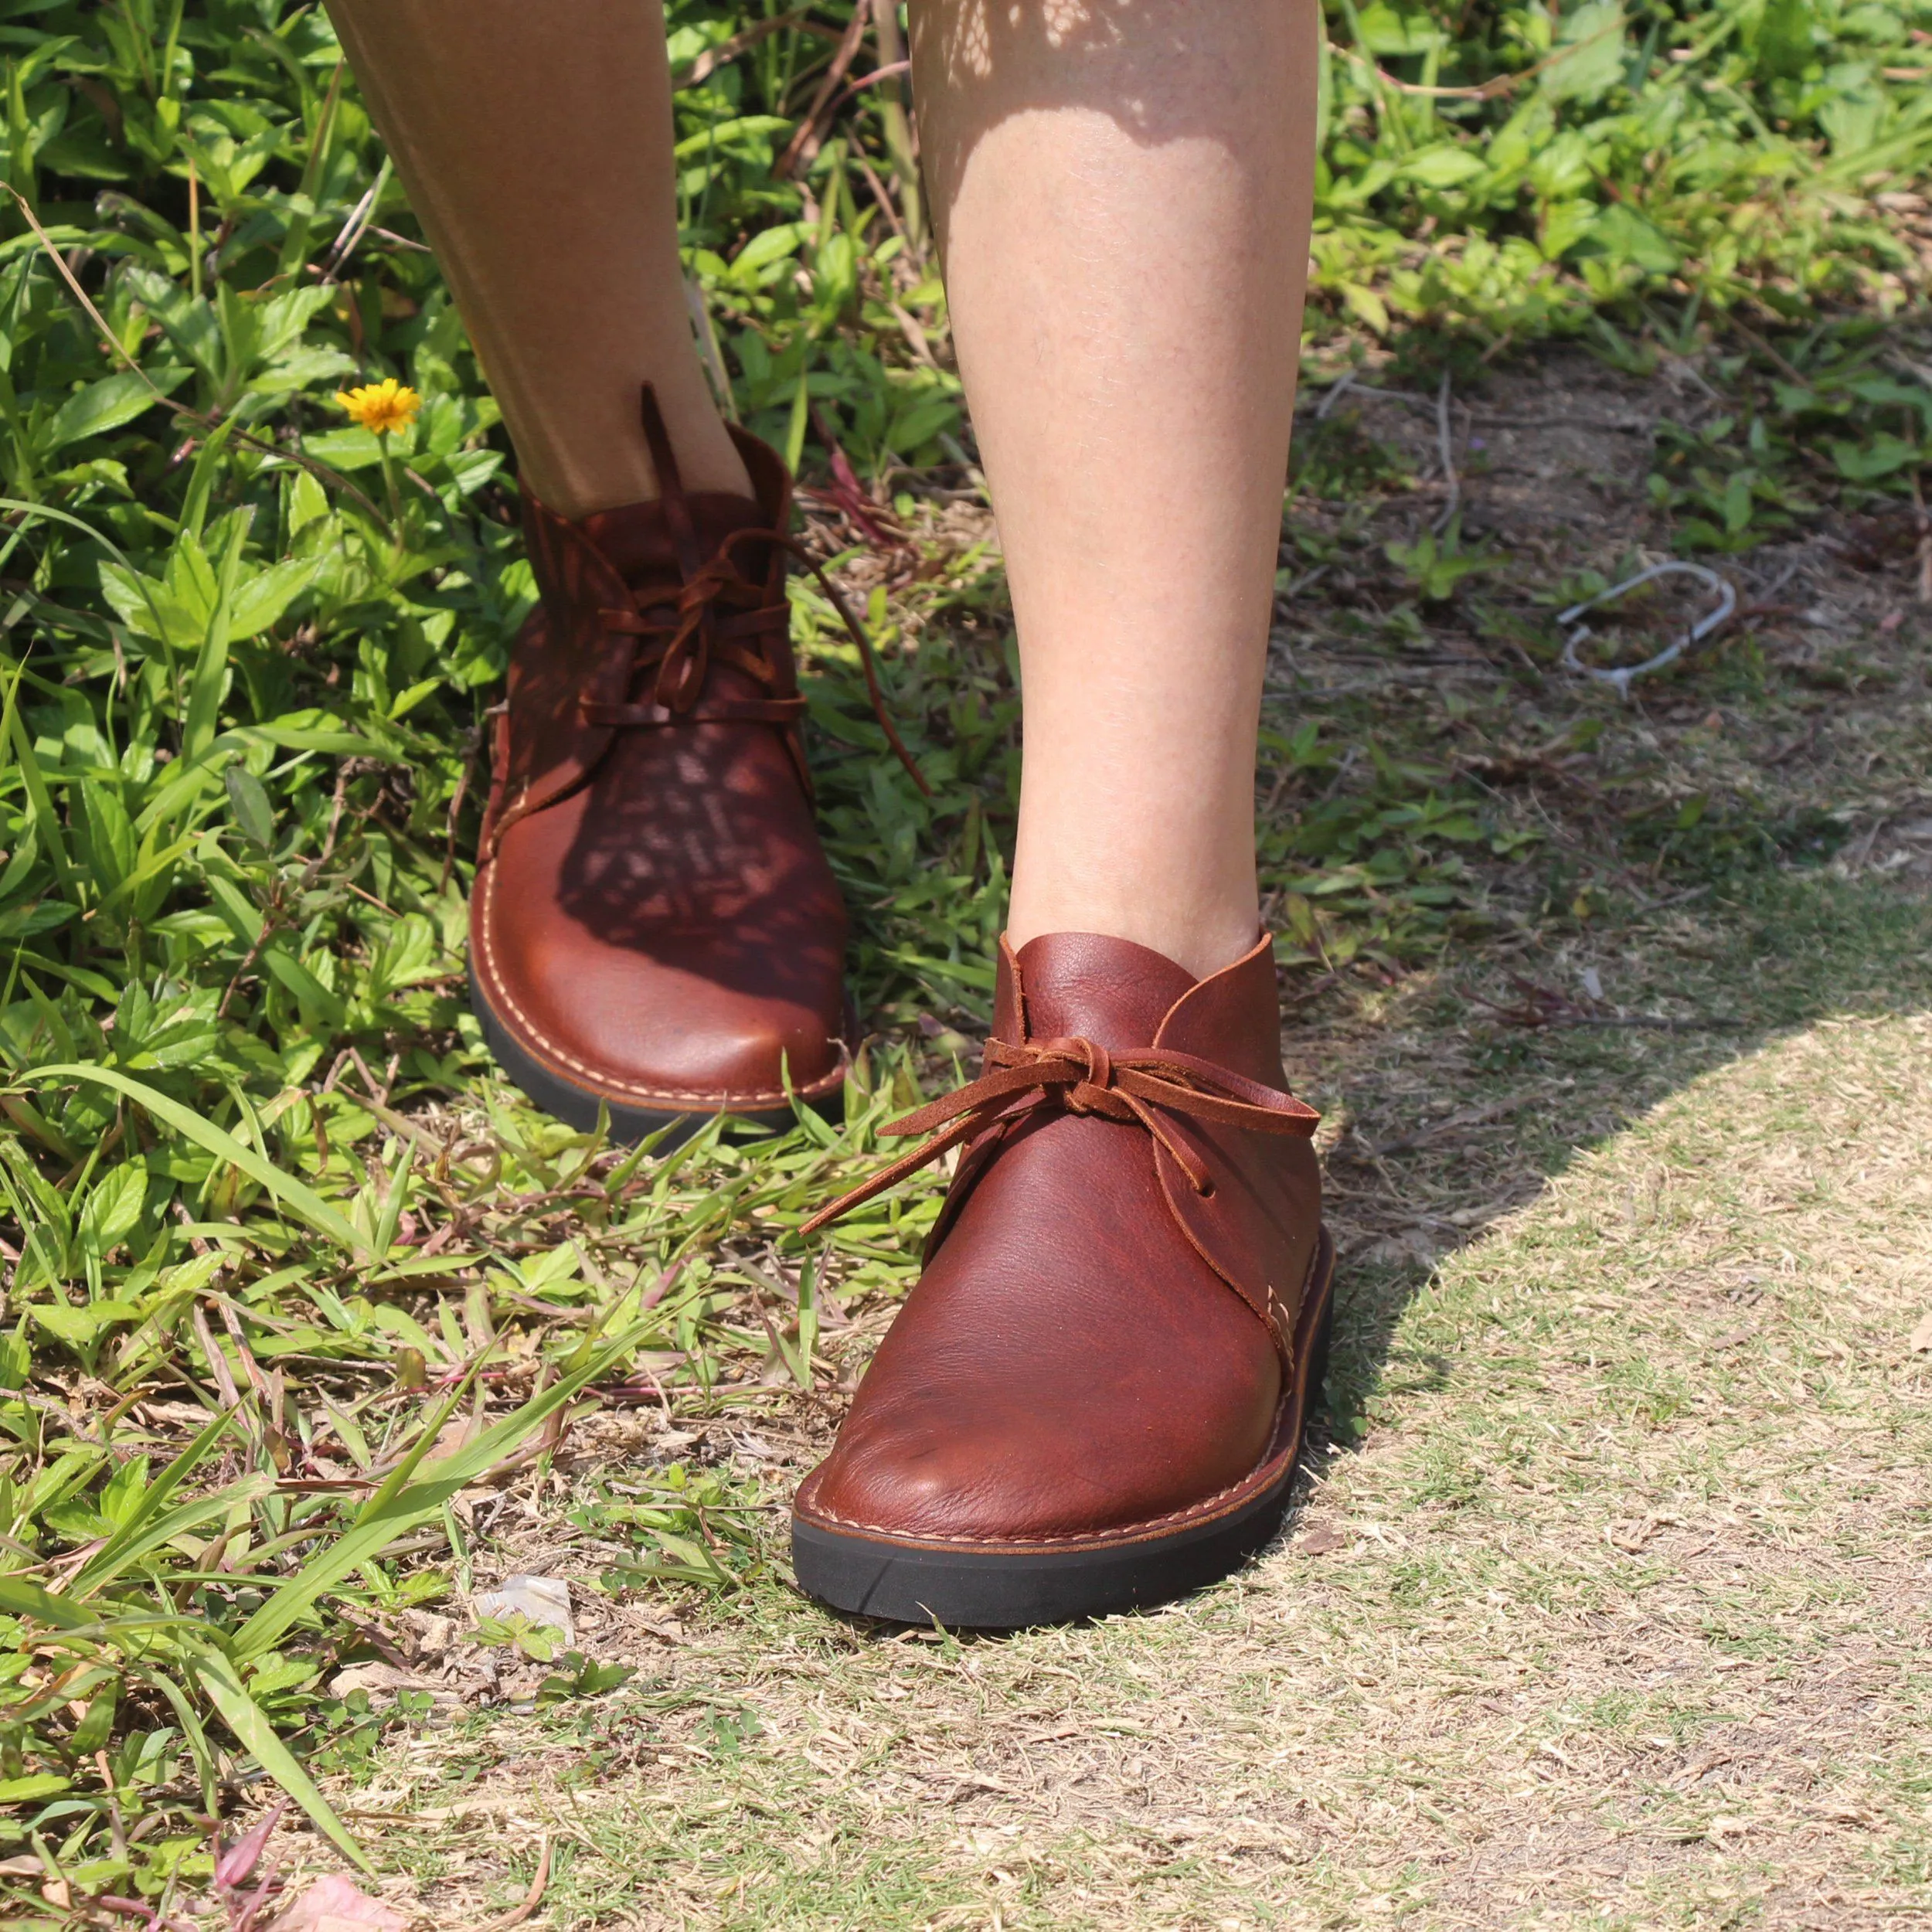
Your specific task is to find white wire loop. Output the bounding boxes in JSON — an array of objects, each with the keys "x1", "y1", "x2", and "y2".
[{"x1": 1556, "y1": 560, "x2": 1736, "y2": 699}]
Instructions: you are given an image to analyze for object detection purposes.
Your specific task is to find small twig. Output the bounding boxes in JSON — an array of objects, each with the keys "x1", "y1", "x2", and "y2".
[
  {"x1": 1326, "y1": 19, "x2": 1624, "y2": 100},
  {"x1": 1314, "y1": 370, "x2": 1359, "y2": 420},
  {"x1": 459, "y1": 1835, "x2": 552, "y2": 1932},
  {"x1": 321, "y1": 156, "x2": 393, "y2": 285},
  {"x1": 216, "y1": 895, "x2": 283, "y2": 1021},
  {"x1": 189, "y1": 1301, "x2": 245, "y2": 1412},
  {"x1": 1724, "y1": 312, "x2": 1808, "y2": 388},
  {"x1": 821, "y1": 56, "x2": 910, "y2": 120},
  {"x1": 1430, "y1": 369, "x2": 1460, "y2": 535},
  {"x1": 774, "y1": 0, "x2": 871, "y2": 180},
  {"x1": 440, "y1": 726, "x2": 485, "y2": 899},
  {"x1": 1360, "y1": 1095, "x2": 1532, "y2": 1160},
  {"x1": 886, "y1": 297, "x2": 944, "y2": 372},
  {"x1": 684, "y1": 275, "x2": 738, "y2": 423},
  {"x1": 1554, "y1": 1014, "x2": 1743, "y2": 1032},
  {"x1": 216, "y1": 1299, "x2": 274, "y2": 1404},
  {"x1": 673, "y1": 11, "x2": 812, "y2": 90},
  {"x1": 849, "y1": 149, "x2": 908, "y2": 250}
]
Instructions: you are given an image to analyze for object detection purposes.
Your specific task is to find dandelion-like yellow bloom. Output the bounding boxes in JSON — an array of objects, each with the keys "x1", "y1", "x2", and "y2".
[{"x1": 335, "y1": 378, "x2": 421, "y2": 437}]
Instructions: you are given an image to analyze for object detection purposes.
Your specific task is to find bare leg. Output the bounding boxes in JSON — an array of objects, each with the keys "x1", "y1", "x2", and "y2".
[
  {"x1": 325, "y1": 0, "x2": 748, "y2": 514},
  {"x1": 912, "y1": 0, "x2": 1318, "y2": 977}
]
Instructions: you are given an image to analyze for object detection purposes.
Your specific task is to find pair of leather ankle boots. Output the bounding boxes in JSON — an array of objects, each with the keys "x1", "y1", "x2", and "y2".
[{"x1": 470, "y1": 391, "x2": 1332, "y2": 1626}]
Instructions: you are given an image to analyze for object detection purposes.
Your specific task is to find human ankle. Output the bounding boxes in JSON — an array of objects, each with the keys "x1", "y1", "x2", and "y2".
[{"x1": 1004, "y1": 893, "x2": 1260, "y2": 983}]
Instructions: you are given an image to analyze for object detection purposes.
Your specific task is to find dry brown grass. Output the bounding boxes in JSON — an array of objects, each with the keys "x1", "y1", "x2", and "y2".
[{"x1": 257, "y1": 954, "x2": 1930, "y2": 1931}]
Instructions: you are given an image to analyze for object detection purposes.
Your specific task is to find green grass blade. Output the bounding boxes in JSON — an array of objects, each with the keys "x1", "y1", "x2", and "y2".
[
  {"x1": 2, "y1": 658, "x2": 75, "y2": 894},
  {"x1": 233, "y1": 1324, "x2": 644, "y2": 1660},
  {"x1": 138, "y1": 1665, "x2": 221, "y2": 1817},
  {"x1": 0, "y1": 1575, "x2": 219, "y2": 1645},
  {"x1": 71, "y1": 1403, "x2": 240, "y2": 1596},
  {"x1": 0, "y1": 498, "x2": 173, "y2": 647},
  {"x1": 192, "y1": 1645, "x2": 371, "y2": 1872},
  {"x1": 21, "y1": 1065, "x2": 365, "y2": 1254},
  {"x1": 182, "y1": 509, "x2": 250, "y2": 762},
  {"x1": 73, "y1": 1473, "x2": 271, "y2": 1597},
  {"x1": 0, "y1": 1573, "x2": 94, "y2": 1629}
]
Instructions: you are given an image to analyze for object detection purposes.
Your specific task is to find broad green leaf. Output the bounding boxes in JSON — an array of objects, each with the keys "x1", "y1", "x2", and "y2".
[
  {"x1": 42, "y1": 369, "x2": 186, "y2": 454},
  {"x1": 1757, "y1": 0, "x2": 1817, "y2": 78},
  {"x1": 0, "y1": 1773, "x2": 71, "y2": 1803},
  {"x1": 226, "y1": 554, "x2": 321, "y2": 641},
  {"x1": 1832, "y1": 433, "x2": 1920, "y2": 480},
  {"x1": 1542, "y1": 2, "x2": 1625, "y2": 104},
  {"x1": 1589, "y1": 202, "x2": 1679, "y2": 274},
  {"x1": 261, "y1": 947, "x2": 348, "y2": 1026},
  {"x1": 1341, "y1": 282, "x2": 1391, "y2": 335},
  {"x1": 77, "y1": 1158, "x2": 148, "y2": 1258},
  {"x1": 1354, "y1": 3, "x2": 1444, "y2": 56},
  {"x1": 729, "y1": 221, "x2": 808, "y2": 280},
  {"x1": 1401, "y1": 146, "x2": 1488, "y2": 190},
  {"x1": 30, "y1": 1300, "x2": 143, "y2": 1346},
  {"x1": 224, "y1": 765, "x2": 276, "y2": 850}
]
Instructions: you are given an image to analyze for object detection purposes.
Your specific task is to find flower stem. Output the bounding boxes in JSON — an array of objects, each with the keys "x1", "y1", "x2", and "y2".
[{"x1": 376, "y1": 435, "x2": 405, "y2": 548}]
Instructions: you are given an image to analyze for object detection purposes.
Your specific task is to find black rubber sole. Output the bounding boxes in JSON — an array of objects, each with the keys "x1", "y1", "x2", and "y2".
[
  {"x1": 468, "y1": 961, "x2": 844, "y2": 1146},
  {"x1": 792, "y1": 1233, "x2": 1337, "y2": 1629}
]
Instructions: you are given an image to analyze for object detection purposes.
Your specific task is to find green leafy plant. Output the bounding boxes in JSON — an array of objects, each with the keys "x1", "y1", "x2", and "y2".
[{"x1": 1384, "y1": 518, "x2": 1499, "y2": 601}]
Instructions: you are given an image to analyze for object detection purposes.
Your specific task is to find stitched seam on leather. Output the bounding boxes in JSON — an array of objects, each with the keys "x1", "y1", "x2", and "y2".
[
  {"x1": 800, "y1": 1446, "x2": 1294, "y2": 1545},
  {"x1": 474, "y1": 857, "x2": 842, "y2": 1107}
]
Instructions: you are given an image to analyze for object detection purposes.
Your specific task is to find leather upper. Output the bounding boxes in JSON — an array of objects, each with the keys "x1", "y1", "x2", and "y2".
[
  {"x1": 794, "y1": 931, "x2": 1325, "y2": 1545},
  {"x1": 470, "y1": 399, "x2": 849, "y2": 1114}
]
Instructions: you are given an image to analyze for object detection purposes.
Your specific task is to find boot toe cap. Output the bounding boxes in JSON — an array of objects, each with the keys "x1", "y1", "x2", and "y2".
[{"x1": 472, "y1": 838, "x2": 846, "y2": 1111}]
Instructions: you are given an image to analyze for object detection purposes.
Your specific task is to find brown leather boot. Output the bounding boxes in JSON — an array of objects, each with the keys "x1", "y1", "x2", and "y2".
[
  {"x1": 792, "y1": 930, "x2": 1332, "y2": 1625},
  {"x1": 471, "y1": 388, "x2": 918, "y2": 1139}
]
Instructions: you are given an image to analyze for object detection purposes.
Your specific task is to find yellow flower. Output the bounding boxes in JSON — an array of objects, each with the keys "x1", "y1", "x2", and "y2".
[{"x1": 335, "y1": 378, "x2": 421, "y2": 437}]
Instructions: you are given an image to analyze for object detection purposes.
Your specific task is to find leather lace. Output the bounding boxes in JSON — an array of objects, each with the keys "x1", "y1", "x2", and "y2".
[
  {"x1": 579, "y1": 387, "x2": 929, "y2": 796},
  {"x1": 800, "y1": 1032, "x2": 1320, "y2": 1236}
]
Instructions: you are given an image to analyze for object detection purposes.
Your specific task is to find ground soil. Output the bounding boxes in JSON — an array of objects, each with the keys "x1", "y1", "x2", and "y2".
[{"x1": 247, "y1": 342, "x2": 1932, "y2": 1930}]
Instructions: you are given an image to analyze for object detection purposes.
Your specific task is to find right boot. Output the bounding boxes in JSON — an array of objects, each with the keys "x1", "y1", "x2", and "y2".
[
  {"x1": 469, "y1": 386, "x2": 865, "y2": 1139},
  {"x1": 791, "y1": 930, "x2": 1332, "y2": 1627}
]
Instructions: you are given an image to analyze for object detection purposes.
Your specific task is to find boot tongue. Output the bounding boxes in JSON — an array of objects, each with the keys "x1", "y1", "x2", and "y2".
[
  {"x1": 1011, "y1": 933, "x2": 1196, "y2": 1051},
  {"x1": 577, "y1": 492, "x2": 767, "y2": 593}
]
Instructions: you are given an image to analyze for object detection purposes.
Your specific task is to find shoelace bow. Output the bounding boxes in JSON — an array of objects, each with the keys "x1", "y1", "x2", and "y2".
[
  {"x1": 577, "y1": 389, "x2": 929, "y2": 796},
  {"x1": 801, "y1": 1032, "x2": 1321, "y2": 1236}
]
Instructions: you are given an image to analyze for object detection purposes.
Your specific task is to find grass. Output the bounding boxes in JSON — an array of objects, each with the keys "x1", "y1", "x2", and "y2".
[
  {"x1": 233, "y1": 870, "x2": 1932, "y2": 1932},
  {"x1": 2, "y1": 0, "x2": 1932, "y2": 1922}
]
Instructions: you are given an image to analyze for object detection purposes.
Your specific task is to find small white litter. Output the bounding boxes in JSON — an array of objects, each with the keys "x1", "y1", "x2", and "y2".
[
  {"x1": 1556, "y1": 560, "x2": 1736, "y2": 699},
  {"x1": 471, "y1": 1574, "x2": 574, "y2": 1645}
]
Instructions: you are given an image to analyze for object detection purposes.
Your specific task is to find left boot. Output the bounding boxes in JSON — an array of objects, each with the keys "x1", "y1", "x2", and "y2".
[
  {"x1": 469, "y1": 386, "x2": 923, "y2": 1141},
  {"x1": 792, "y1": 930, "x2": 1332, "y2": 1627}
]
